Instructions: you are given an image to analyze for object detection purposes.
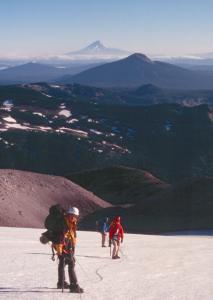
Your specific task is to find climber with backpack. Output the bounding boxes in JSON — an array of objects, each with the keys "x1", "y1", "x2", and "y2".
[
  {"x1": 109, "y1": 216, "x2": 124, "y2": 259},
  {"x1": 40, "y1": 204, "x2": 83, "y2": 293}
]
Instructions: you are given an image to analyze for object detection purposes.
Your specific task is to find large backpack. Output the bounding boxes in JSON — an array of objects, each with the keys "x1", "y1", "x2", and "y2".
[{"x1": 40, "y1": 204, "x2": 68, "y2": 244}]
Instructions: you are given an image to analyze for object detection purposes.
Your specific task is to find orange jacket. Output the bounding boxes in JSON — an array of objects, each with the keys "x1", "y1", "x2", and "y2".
[{"x1": 53, "y1": 215, "x2": 77, "y2": 255}]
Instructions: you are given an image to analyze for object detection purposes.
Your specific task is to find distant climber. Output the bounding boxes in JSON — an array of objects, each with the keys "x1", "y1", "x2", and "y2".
[
  {"x1": 109, "y1": 216, "x2": 124, "y2": 259},
  {"x1": 96, "y1": 217, "x2": 110, "y2": 247},
  {"x1": 40, "y1": 205, "x2": 84, "y2": 293}
]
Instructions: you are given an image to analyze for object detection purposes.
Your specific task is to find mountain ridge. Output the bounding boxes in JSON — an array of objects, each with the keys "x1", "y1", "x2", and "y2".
[{"x1": 59, "y1": 52, "x2": 213, "y2": 89}]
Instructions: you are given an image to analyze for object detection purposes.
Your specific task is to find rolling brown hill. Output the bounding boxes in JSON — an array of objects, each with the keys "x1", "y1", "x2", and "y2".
[
  {"x1": 67, "y1": 166, "x2": 169, "y2": 206},
  {"x1": 79, "y1": 177, "x2": 213, "y2": 234},
  {"x1": 0, "y1": 169, "x2": 111, "y2": 228},
  {"x1": 139, "y1": 176, "x2": 213, "y2": 220}
]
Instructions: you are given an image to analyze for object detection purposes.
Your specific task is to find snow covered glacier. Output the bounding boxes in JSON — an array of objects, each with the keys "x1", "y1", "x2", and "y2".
[{"x1": 0, "y1": 227, "x2": 213, "y2": 300}]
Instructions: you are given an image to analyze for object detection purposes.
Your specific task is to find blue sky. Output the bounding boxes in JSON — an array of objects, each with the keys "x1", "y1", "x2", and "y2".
[{"x1": 0, "y1": 0, "x2": 212, "y2": 57}]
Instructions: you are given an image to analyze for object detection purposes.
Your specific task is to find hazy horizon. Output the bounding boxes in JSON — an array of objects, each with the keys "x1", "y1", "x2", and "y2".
[{"x1": 0, "y1": 0, "x2": 213, "y2": 58}]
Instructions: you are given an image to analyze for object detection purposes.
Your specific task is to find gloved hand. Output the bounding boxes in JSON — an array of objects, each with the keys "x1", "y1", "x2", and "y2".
[{"x1": 54, "y1": 243, "x2": 63, "y2": 256}]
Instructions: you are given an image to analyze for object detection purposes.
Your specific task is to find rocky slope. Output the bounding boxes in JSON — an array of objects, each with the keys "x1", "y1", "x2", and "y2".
[
  {"x1": 79, "y1": 177, "x2": 213, "y2": 233},
  {"x1": 0, "y1": 169, "x2": 111, "y2": 228},
  {"x1": 67, "y1": 166, "x2": 169, "y2": 205}
]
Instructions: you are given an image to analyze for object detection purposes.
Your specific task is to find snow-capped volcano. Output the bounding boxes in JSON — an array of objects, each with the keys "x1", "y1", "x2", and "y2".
[
  {"x1": 65, "y1": 40, "x2": 130, "y2": 59},
  {"x1": 0, "y1": 42, "x2": 131, "y2": 66},
  {"x1": 70, "y1": 40, "x2": 108, "y2": 54}
]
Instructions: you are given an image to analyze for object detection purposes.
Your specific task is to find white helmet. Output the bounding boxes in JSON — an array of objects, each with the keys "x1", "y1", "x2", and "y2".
[{"x1": 67, "y1": 206, "x2": 79, "y2": 216}]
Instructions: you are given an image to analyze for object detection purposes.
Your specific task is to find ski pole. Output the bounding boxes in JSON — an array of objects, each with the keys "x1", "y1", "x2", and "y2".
[{"x1": 62, "y1": 255, "x2": 65, "y2": 293}]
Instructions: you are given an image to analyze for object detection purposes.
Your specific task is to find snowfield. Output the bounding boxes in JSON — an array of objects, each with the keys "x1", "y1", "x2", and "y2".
[{"x1": 0, "y1": 227, "x2": 213, "y2": 300}]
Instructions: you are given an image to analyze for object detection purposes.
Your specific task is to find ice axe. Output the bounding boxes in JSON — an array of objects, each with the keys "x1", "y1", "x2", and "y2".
[{"x1": 51, "y1": 245, "x2": 55, "y2": 261}]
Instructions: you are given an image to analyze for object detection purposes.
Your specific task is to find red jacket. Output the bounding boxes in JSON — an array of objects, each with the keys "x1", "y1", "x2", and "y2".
[{"x1": 109, "y1": 221, "x2": 124, "y2": 241}]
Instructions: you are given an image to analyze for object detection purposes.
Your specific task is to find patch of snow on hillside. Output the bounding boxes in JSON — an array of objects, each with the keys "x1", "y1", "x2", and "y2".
[
  {"x1": 33, "y1": 112, "x2": 46, "y2": 117},
  {"x1": 58, "y1": 110, "x2": 71, "y2": 118},
  {"x1": 59, "y1": 127, "x2": 88, "y2": 137},
  {"x1": 3, "y1": 116, "x2": 17, "y2": 123},
  {"x1": 5, "y1": 123, "x2": 31, "y2": 130},
  {"x1": 97, "y1": 149, "x2": 103, "y2": 153},
  {"x1": 36, "y1": 126, "x2": 52, "y2": 132},
  {"x1": 56, "y1": 129, "x2": 65, "y2": 133},
  {"x1": 0, "y1": 107, "x2": 12, "y2": 112},
  {"x1": 60, "y1": 103, "x2": 66, "y2": 109},
  {"x1": 67, "y1": 118, "x2": 78, "y2": 124},
  {"x1": 90, "y1": 129, "x2": 103, "y2": 135},
  {"x1": 3, "y1": 100, "x2": 14, "y2": 108},
  {"x1": 2, "y1": 139, "x2": 9, "y2": 145},
  {"x1": 106, "y1": 132, "x2": 116, "y2": 137},
  {"x1": 102, "y1": 141, "x2": 131, "y2": 154},
  {"x1": 0, "y1": 139, "x2": 15, "y2": 146},
  {"x1": 50, "y1": 85, "x2": 60, "y2": 88},
  {"x1": 41, "y1": 93, "x2": 52, "y2": 98},
  {"x1": 4, "y1": 123, "x2": 52, "y2": 133},
  {"x1": 88, "y1": 118, "x2": 99, "y2": 124}
]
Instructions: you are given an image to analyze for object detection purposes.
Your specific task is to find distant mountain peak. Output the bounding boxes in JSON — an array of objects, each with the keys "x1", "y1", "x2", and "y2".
[
  {"x1": 128, "y1": 53, "x2": 153, "y2": 63},
  {"x1": 65, "y1": 51, "x2": 213, "y2": 89},
  {"x1": 86, "y1": 40, "x2": 104, "y2": 47},
  {"x1": 90, "y1": 40, "x2": 102, "y2": 46},
  {"x1": 66, "y1": 41, "x2": 130, "y2": 57},
  {"x1": 83, "y1": 40, "x2": 106, "y2": 52},
  {"x1": 135, "y1": 84, "x2": 162, "y2": 95}
]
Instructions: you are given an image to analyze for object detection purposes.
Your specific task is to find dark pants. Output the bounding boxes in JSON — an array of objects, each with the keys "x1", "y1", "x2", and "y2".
[{"x1": 58, "y1": 253, "x2": 78, "y2": 286}]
